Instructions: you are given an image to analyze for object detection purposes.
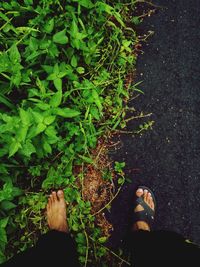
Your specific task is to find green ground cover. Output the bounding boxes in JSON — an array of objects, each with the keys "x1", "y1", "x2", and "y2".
[{"x1": 0, "y1": 0, "x2": 151, "y2": 265}]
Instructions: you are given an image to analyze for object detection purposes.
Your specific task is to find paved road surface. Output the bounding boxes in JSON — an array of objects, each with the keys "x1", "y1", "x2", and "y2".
[{"x1": 109, "y1": 0, "x2": 200, "y2": 247}]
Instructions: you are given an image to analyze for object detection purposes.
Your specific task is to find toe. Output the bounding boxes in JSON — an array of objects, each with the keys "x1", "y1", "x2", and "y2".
[
  {"x1": 52, "y1": 191, "x2": 57, "y2": 202},
  {"x1": 147, "y1": 192, "x2": 151, "y2": 204},
  {"x1": 150, "y1": 197, "x2": 155, "y2": 210},
  {"x1": 57, "y1": 190, "x2": 64, "y2": 201},
  {"x1": 47, "y1": 203, "x2": 50, "y2": 212},
  {"x1": 144, "y1": 189, "x2": 148, "y2": 202},
  {"x1": 135, "y1": 188, "x2": 144, "y2": 212},
  {"x1": 136, "y1": 188, "x2": 143, "y2": 198},
  {"x1": 48, "y1": 195, "x2": 52, "y2": 206}
]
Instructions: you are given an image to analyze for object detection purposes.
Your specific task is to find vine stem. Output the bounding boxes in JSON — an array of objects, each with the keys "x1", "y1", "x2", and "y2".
[
  {"x1": 130, "y1": 0, "x2": 165, "y2": 9},
  {"x1": 124, "y1": 112, "x2": 152, "y2": 122},
  {"x1": 112, "y1": 130, "x2": 135, "y2": 134},
  {"x1": 0, "y1": 17, "x2": 13, "y2": 31},
  {"x1": 104, "y1": 246, "x2": 131, "y2": 266},
  {"x1": 89, "y1": 236, "x2": 131, "y2": 266},
  {"x1": 80, "y1": 215, "x2": 89, "y2": 267},
  {"x1": 92, "y1": 186, "x2": 123, "y2": 216}
]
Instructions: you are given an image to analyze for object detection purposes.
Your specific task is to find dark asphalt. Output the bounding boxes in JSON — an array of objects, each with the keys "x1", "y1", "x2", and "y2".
[{"x1": 108, "y1": 0, "x2": 200, "y2": 248}]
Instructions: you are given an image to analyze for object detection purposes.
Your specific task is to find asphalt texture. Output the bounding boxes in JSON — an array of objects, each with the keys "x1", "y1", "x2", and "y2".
[{"x1": 108, "y1": 0, "x2": 200, "y2": 248}]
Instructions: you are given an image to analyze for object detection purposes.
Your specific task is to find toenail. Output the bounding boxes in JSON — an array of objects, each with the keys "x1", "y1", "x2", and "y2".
[{"x1": 137, "y1": 188, "x2": 143, "y2": 193}]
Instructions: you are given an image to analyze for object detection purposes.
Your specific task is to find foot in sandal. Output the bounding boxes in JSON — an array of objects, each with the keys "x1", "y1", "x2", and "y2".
[{"x1": 132, "y1": 187, "x2": 156, "y2": 232}]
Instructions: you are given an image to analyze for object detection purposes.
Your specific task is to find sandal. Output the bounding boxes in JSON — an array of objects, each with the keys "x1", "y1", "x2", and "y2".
[{"x1": 133, "y1": 186, "x2": 156, "y2": 229}]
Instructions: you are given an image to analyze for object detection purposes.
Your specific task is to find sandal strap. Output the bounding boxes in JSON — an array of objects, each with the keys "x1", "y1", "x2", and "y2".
[
  {"x1": 135, "y1": 197, "x2": 155, "y2": 217},
  {"x1": 132, "y1": 197, "x2": 155, "y2": 228}
]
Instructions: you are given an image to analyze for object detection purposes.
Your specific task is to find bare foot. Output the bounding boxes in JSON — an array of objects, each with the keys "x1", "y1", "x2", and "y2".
[
  {"x1": 47, "y1": 190, "x2": 68, "y2": 233},
  {"x1": 132, "y1": 188, "x2": 155, "y2": 232}
]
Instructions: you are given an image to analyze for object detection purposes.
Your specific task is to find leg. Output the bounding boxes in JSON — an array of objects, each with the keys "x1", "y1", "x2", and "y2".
[
  {"x1": 128, "y1": 188, "x2": 200, "y2": 267},
  {"x1": 1, "y1": 190, "x2": 79, "y2": 267},
  {"x1": 35, "y1": 230, "x2": 79, "y2": 267}
]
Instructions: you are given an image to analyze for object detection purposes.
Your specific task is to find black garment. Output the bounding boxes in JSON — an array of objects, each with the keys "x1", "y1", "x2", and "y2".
[
  {"x1": 1, "y1": 230, "x2": 80, "y2": 267},
  {"x1": 128, "y1": 230, "x2": 200, "y2": 267},
  {"x1": 1, "y1": 230, "x2": 200, "y2": 267}
]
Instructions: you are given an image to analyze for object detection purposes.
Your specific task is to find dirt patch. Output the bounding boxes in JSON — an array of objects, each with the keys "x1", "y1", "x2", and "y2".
[{"x1": 80, "y1": 137, "x2": 120, "y2": 237}]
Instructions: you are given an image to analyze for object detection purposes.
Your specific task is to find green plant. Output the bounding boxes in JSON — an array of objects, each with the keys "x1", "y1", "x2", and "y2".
[{"x1": 0, "y1": 0, "x2": 150, "y2": 265}]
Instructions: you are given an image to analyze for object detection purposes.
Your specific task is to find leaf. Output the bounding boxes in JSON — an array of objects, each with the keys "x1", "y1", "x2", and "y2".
[
  {"x1": 96, "y1": 2, "x2": 113, "y2": 14},
  {"x1": 54, "y1": 108, "x2": 80, "y2": 118},
  {"x1": 114, "y1": 161, "x2": 125, "y2": 172},
  {"x1": 49, "y1": 43, "x2": 59, "y2": 57},
  {"x1": 58, "y1": 71, "x2": 68, "y2": 78},
  {"x1": 9, "y1": 140, "x2": 22, "y2": 157},
  {"x1": 0, "y1": 165, "x2": 8, "y2": 175},
  {"x1": 50, "y1": 90, "x2": 62, "y2": 107},
  {"x1": 36, "y1": 77, "x2": 46, "y2": 95},
  {"x1": 76, "y1": 233, "x2": 86, "y2": 244},
  {"x1": 53, "y1": 78, "x2": 62, "y2": 91},
  {"x1": 70, "y1": 20, "x2": 79, "y2": 38},
  {"x1": 42, "y1": 65, "x2": 54, "y2": 74},
  {"x1": 0, "y1": 218, "x2": 9, "y2": 228},
  {"x1": 98, "y1": 237, "x2": 107, "y2": 243},
  {"x1": 36, "y1": 102, "x2": 50, "y2": 110},
  {"x1": 17, "y1": 126, "x2": 28, "y2": 142},
  {"x1": 132, "y1": 87, "x2": 144, "y2": 94},
  {"x1": 39, "y1": 38, "x2": 49, "y2": 50},
  {"x1": 0, "y1": 182, "x2": 21, "y2": 202},
  {"x1": 29, "y1": 37, "x2": 38, "y2": 51},
  {"x1": 78, "y1": 154, "x2": 93, "y2": 164},
  {"x1": 44, "y1": 18, "x2": 54, "y2": 33},
  {"x1": 76, "y1": 67, "x2": 85, "y2": 74},
  {"x1": 11, "y1": 71, "x2": 22, "y2": 87},
  {"x1": 132, "y1": 16, "x2": 141, "y2": 25},
  {"x1": 9, "y1": 45, "x2": 21, "y2": 63},
  {"x1": 72, "y1": 0, "x2": 94, "y2": 8},
  {"x1": 118, "y1": 177, "x2": 124, "y2": 185},
  {"x1": 92, "y1": 89, "x2": 103, "y2": 112},
  {"x1": 47, "y1": 73, "x2": 56, "y2": 81},
  {"x1": 122, "y1": 40, "x2": 132, "y2": 48},
  {"x1": 19, "y1": 109, "x2": 31, "y2": 126},
  {"x1": 90, "y1": 106, "x2": 100, "y2": 120},
  {"x1": 71, "y1": 55, "x2": 78, "y2": 68},
  {"x1": 21, "y1": 140, "x2": 36, "y2": 157},
  {"x1": 114, "y1": 12, "x2": 125, "y2": 27},
  {"x1": 32, "y1": 111, "x2": 43, "y2": 123},
  {"x1": 11, "y1": 186, "x2": 23, "y2": 198},
  {"x1": 0, "y1": 200, "x2": 16, "y2": 211},
  {"x1": 35, "y1": 123, "x2": 47, "y2": 135},
  {"x1": 0, "y1": 94, "x2": 15, "y2": 109},
  {"x1": 28, "y1": 123, "x2": 46, "y2": 138},
  {"x1": 26, "y1": 51, "x2": 41, "y2": 61},
  {"x1": 45, "y1": 126, "x2": 57, "y2": 138},
  {"x1": 43, "y1": 116, "x2": 56, "y2": 125},
  {"x1": 0, "y1": 11, "x2": 10, "y2": 22},
  {"x1": 24, "y1": 0, "x2": 33, "y2": 5},
  {"x1": 43, "y1": 142, "x2": 52, "y2": 154},
  {"x1": 0, "y1": 228, "x2": 7, "y2": 244},
  {"x1": 53, "y1": 63, "x2": 60, "y2": 75},
  {"x1": 53, "y1": 29, "x2": 68, "y2": 44}
]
